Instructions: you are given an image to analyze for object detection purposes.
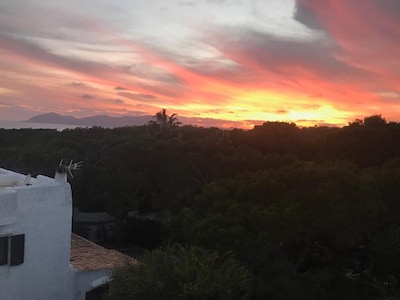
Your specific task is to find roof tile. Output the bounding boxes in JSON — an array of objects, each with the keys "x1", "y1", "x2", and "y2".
[{"x1": 70, "y1": 233, "x2": 137, "y2": 271}]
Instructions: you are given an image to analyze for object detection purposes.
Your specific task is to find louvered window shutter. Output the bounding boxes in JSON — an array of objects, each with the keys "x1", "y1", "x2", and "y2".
[
  {"x1": 10, "y1": 234, "x2": 25, "y2": 266},
  {"x1": 0, "y1": 237, "x2": 8, "y2": 265}
]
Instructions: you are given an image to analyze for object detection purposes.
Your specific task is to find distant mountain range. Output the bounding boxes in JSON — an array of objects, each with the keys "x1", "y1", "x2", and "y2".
[
  {"x1": 25, "y1": 113, "x2": 153, "y2": 128},
  {"x1": 25, "y1": 112, "x2": 257, "y2": 129}
]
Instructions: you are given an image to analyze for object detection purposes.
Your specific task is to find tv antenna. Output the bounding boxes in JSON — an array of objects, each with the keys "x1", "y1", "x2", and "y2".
[{"x1": 58, "y1": 159, "x2": 83, "y2": 178}]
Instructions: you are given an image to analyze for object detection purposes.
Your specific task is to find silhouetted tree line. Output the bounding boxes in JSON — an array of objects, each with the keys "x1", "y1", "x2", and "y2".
[{"x1": 2, "y1": 114, "x2": 400, "y2": 298}]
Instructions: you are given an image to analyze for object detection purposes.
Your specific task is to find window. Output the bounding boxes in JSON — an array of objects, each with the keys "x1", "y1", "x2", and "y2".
[{"x1": 0, "y1": 234, "x2": 25, "y2": 266}]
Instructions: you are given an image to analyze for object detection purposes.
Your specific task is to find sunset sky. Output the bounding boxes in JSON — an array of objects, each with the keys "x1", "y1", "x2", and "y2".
[{"x1": 1, "y1": 0, "x2": 399, "y2": 128}]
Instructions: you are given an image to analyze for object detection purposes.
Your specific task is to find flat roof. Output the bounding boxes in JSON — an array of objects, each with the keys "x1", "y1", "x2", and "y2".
[
  {"x1": 0, "y1": 167, "x2": 54, "y2": 188},
  {"x1": 70, "y1": 233, "x2": 137, "y2": 271}
]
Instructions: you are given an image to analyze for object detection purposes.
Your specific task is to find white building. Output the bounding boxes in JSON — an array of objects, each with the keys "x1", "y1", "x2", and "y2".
[{"x1": 0, "y1": 167, "x2": 134, "y2": 300}]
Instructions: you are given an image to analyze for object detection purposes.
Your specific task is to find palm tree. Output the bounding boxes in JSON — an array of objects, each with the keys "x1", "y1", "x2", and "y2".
[{"x1": 148, "y1": 109, "x2": 181, "y2": 137}]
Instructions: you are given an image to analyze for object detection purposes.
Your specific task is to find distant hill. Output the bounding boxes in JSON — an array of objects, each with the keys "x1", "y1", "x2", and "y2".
[{"x1": 26, "y1": 113, "x2": 153, "y2": 128}]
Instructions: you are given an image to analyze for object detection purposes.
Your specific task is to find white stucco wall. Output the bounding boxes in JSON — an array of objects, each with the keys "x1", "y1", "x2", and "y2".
[
  {"x1": 0, "y1": 189, "x2": 17, "y2": 229},
  {"x1": 0, "y1": 171, "x2": 74, "y2": 300}
]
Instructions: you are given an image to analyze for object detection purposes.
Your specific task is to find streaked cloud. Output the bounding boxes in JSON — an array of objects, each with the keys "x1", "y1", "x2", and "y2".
[
  {"x1": 69, "y1": 82, "x2": 91, "y2": 88},
  {"x1": 112, "y1": 99, "x2": 124, "y2": 104},
  {"x1": 114, "y1": 86, "x2": 127, "y2": 91},
  {"x1": 0, "y1": 0, "x2": 399, "y2": 127}
]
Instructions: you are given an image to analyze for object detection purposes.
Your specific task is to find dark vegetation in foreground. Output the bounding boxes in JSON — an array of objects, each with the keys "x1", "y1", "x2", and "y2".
[{"x1": 2, "y1": 114, "x2": 400, "y2": 299}]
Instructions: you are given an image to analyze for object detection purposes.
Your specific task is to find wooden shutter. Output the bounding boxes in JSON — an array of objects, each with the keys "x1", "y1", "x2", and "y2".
[{"x1": 10, "y1": 234, "x2": 25, "y2": 266}]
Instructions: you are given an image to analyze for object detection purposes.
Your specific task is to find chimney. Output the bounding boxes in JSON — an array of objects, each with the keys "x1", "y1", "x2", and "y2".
[{"x1": 54, "y1": 166, "x2": 67, "y2": 183}]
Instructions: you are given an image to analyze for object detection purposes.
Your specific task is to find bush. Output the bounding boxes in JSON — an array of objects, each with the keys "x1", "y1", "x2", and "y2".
[{"x1": 105, "y1": 244, "x2": 252, "y2": 300}]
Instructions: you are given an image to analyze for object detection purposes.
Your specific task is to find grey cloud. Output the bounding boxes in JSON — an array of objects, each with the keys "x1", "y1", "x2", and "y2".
[
  {"x1": 134, "y1": 82, "x2": 185, "y2": 98},
  {"x1": 69, "y1": 81, "x2": 89, "y2": 88},
  {"x1": 375, "y1": 0, "x2": 400, "y2": 18},
  {"x1": 294, "y1": 0, "x2": 324, "y2": 31},
  {"x1": 119, "y1": 92, "x2": 159, "y2": 102},
  {"x1": 209, "y1": 27, "x2": 371, "y2": 83},
  {"x1": 115, "y1": 86, "x2": 127, "y2": 90},
  {"x1": 294, "y1": 0, "x2": 400, "y2": 35},
  {"x1": 81, "y1": 94, "x2": 93, "y2": 99},
  {"x1": 139, "y1": 94, "x2": 158, "y2": 100},
  {"x1": 0, "y1": 33, "x2": 117, "y2": 77},
  {"x1": 128, "y1": 63, "x2": 184, "y2": 86}
]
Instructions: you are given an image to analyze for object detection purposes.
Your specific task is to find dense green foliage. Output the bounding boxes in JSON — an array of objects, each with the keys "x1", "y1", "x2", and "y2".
[
  {"x1": 2, "y1": 114, "x2": 400, "y2": 299},
  {"x1": 105, "y1": 244, "x2": 252, "y2": 300}
]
